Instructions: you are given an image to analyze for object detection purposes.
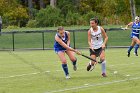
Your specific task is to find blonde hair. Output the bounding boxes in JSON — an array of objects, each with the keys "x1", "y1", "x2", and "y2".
[{"x1": 135, "y1": 16, "x2": 139, "y2": 21}]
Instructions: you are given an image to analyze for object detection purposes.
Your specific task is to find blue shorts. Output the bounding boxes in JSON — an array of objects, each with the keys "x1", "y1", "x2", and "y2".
[
  {"x1": 54, "y1": 48, "x2": 66, "y2": 54},
  {"x1": 131, "y1": 34, "x2": 139, "y2": 39}
]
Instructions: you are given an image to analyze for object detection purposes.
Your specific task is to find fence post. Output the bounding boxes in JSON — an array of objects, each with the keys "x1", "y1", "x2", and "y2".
[
  {"x1": 42, "y1": 32, "x2": 45, "y2": 50},
  {"x1": 105, "y1": 29, "x2": 107, "y2": 49},
  {"x1": 12, "y1": 32, "x2": 15, "y2": 51},
  {"x1": 72, "y1": 30, "x2": 76, "y2": 49}
]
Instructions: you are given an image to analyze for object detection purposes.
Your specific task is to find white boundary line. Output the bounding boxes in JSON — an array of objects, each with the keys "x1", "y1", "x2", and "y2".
[
  {"x1": 0, "y1": 62, "x2": 138, "y2": 79},
  {"x1": 45, "y1": 76, "x2": 140, "y2": 93},
  {"x1": 109, "y1": 63, "x2": 135, "y2": 67},
  {"x1": 0, "y1": 71, "x2": 46, "y2": 79}
]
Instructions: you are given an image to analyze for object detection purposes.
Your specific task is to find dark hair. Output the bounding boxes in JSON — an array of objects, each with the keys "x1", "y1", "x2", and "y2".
[
  {"x1": 90, "y1": 18, "x2": 99, "y2": 25},
  {"x1": 57, "y1": 26, "x2": 64, "y2": 32}
]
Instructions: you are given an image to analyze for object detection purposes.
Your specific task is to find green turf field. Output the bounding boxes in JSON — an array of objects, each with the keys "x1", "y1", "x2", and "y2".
[
  {"x1": 2, "y1": 25, "x2": 123, "y2": 32},
  {"x1": 0, "y1": 48, "x2": 140, "y2": 93},
  {"x1": 0, "y1": 29, "x2": 132, "y2": 49}
]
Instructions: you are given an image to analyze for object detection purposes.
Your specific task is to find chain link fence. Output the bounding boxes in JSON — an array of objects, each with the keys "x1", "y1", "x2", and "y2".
[{"x1": 0, "y1": 29, "x2": 131, "y2": 51}]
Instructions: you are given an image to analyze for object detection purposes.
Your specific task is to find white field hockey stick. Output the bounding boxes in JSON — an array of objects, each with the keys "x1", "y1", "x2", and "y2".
[{"x1": 121, "y1": 27, "x2": 140, "y2": 31}]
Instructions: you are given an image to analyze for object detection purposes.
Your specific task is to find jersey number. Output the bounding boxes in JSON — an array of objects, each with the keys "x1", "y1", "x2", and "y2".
[{"x1": 96, "y1": 37, "x2": 98, "y2": 40}]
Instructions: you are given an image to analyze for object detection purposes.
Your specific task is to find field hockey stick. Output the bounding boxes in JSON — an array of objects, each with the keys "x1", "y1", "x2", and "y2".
[
  {"x1": 108, "y1": 27, "x2": 129, "y2": 31},
  {"x1": 90, "y1": 48, "x2": 105, "y2": 64},
  {"x1": 81, "y1": 53, "x2": 97, "y2": 62},
  {"x1": 121, "y1": 28, "x2": 140, "y2": 31},
  {"x1": 77, "y1": 50, "x2": 97, "y2": 62},
  {"x1": 121, "y1": 27, "x2": 131, "y2": 30},
  {"x1": 97, "y1": 49, "x2": 103, "y2": 64},
  {"x1": 121, "y1": 28, "x2": 128, "y2": 30}
]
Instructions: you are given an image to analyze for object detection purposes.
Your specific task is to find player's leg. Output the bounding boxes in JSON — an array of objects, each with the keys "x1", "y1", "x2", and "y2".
[
  {"x1": 66, "y1": 50, "x2": 77, "y2": 71},
  {"x1": 57, "y1": 51, "x2": 70, "y2": 79},
  {"x1": 134, "y1": 35, "x2": 140, "y2": 56},
  {"x1": 134, "y1": 44, "x2": 139, "y2": 56},
  {"x1": 133, "y1": 37, "x2": 140, "y2": 44},
  {"x1": 87, "y1": 49, "x2": 97, "y2": 71},
  {"x1": 133, "y1": 37, "x2": 140, "y2": 56},
  {"x1": 127, "y1": 40, "x2": 135, "y2": 57},
  {"x1": 99, "y1": 50, "x2": 107, "y2": 77},
  {"x1": 89, "y1": 54, "x2": 97, "y2": 71}
]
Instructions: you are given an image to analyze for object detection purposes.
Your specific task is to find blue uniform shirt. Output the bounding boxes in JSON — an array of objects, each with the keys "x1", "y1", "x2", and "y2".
[
  {"x1": 131, "y1": 22, "x2": 140, "y2": 38},
  {"x1": 54, "y1": 32, "x2": 68, "y2": 53}
]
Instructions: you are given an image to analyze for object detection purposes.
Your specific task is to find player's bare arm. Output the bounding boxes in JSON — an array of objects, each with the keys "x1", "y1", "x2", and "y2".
[
  {"x1": 55, "y1": 35, "x2": 80, "y2": 54},
  {"x1": 88, "y1": 30, "x2": 92, "y2": 49},
  {"x1": 125, "y1": 22, "x2": 133, "y2": 29},
  {"x1": 55, "y1": 35, "x2": 74, "y2": 51},
  {"x1": 66, "y1": 31, "x2": 70, "y2": 46},
  {"x1": 101, "y1": 27, "x2": 108, "y2": 49}
]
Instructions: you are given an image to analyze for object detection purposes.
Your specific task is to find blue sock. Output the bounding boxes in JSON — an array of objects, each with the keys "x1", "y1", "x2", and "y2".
[
  {"x1": 128, "y1": 46, "x2": 133, "y2": 53},
  {"x1": 72, "y1": 59, "x2": 77, "y2": 66},
  {"x1": 62, "y1": 64, "x2": 69, "y2": 76},
  {"x1": 101, "y1": 60, "x2": 106, "y2": 74},
  {"x1": 134, "y1": 44, "x2": 139, "y2": 53}
]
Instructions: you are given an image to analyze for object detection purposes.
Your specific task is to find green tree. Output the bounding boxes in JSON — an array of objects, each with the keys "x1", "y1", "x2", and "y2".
[
  {"x1": 0, "y1": 0, "x2": 137, "y2": 27},
  {"x1": 3, "y1": 6, "x2": 29, "y2": 27},
  {"x1": 0, "y1": 0, "x2": 17, "y2": 15},
  {"x1": 35, "y1": 6, "x2": 62, "y2": 27},
  {"x1": 66, "y1": 11, "x2": 81, "y2": 25},
  {"x1": 135, "y1": 0, "x2": 140, "y2": 15},
  {"x1": 0, "y1": 0, "x2": 29, "y2": 27}
]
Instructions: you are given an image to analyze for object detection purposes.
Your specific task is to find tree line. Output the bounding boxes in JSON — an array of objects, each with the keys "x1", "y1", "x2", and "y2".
[{"x1": 0, "y1": 0, "x2": 140, "y2": 28}]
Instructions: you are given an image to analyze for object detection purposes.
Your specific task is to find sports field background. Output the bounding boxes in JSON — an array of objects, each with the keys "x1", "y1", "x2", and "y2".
[
  {"x1": 0, "y1": 29, "x2": 131, "y2": 50},
  {"x1": 0, "y1": 26, "x2": 139, "y2": 93},
  {"x1": 0, "y1": 49, "x2": 140, "y2": 93}
]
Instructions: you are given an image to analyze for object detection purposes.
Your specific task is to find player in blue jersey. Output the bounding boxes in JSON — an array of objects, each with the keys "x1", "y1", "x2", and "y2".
[
  {"x1": 125, "y1": 16, "x2": 140, "y2": 57},
  {"x1": 134, "y1": 16, "x2": 140, "y2": 56},
  {"x1": 54, "y1": 26, "x2": 80, "y2": 79}
]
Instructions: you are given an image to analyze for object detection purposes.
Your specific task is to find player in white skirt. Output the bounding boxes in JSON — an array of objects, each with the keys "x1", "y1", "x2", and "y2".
[{"x1": 87, "y1": 18, "x2": 108, "y2": 77}]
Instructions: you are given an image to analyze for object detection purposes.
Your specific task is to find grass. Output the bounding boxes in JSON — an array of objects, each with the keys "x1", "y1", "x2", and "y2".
[
  {"x1": 107, "y1": 30, "x2": 131, "y2": 46},
  {"x1": 1, "y1": 25, "x2": 124, "y2": 32},
  {"x1": 0, "y1": 49, "x2": 140, "y2": 93},
  {"x1": 0, "y1": 29, "x2": 132, "y2": 50},
  {"x1": 0, "y1": 25, "x2": 131, "y2": 50}
]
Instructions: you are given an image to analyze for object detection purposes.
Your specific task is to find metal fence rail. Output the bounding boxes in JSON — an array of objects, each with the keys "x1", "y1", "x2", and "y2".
[{"x1": 0, "y1": 28, "x2": 130, "y2": 51}]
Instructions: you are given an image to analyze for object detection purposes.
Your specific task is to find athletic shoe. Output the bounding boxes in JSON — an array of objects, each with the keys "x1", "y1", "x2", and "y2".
[
  {"x1": 73, "y1": 65, "x2": 77, "y2": 71},
  {"x1": 134, "y1": 52, "x2": 138, "y2": 56},
  {"x1": 102, "y1": 73, "x2": 107, "y2": 77},
  {"x1": 90, "y1": 65, "x2": 95, "y2": 71},
  {"x1": 87, "y1": 63, "x2": 91, "y2": 71},
  {"x1": 87, "y1": 61, "x2": 95, "y2": 71},
  {"x1": 66, "y1": 75, "x2": 70, "y2": 79},
  {"x1": 98, "y1": 61, "x2": 102, "y2": 64},
  {"x1": 127, "y1": 52, "x2": 130, "y2": 57}
]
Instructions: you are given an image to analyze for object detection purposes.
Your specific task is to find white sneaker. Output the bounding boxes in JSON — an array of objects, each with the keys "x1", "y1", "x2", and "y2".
[
  {"x1": 134, "y1": 52, "x2": 138, "y2": 56},
  {"x1": 66, "y1": 75, "x2": 71, "y2": 79}
]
